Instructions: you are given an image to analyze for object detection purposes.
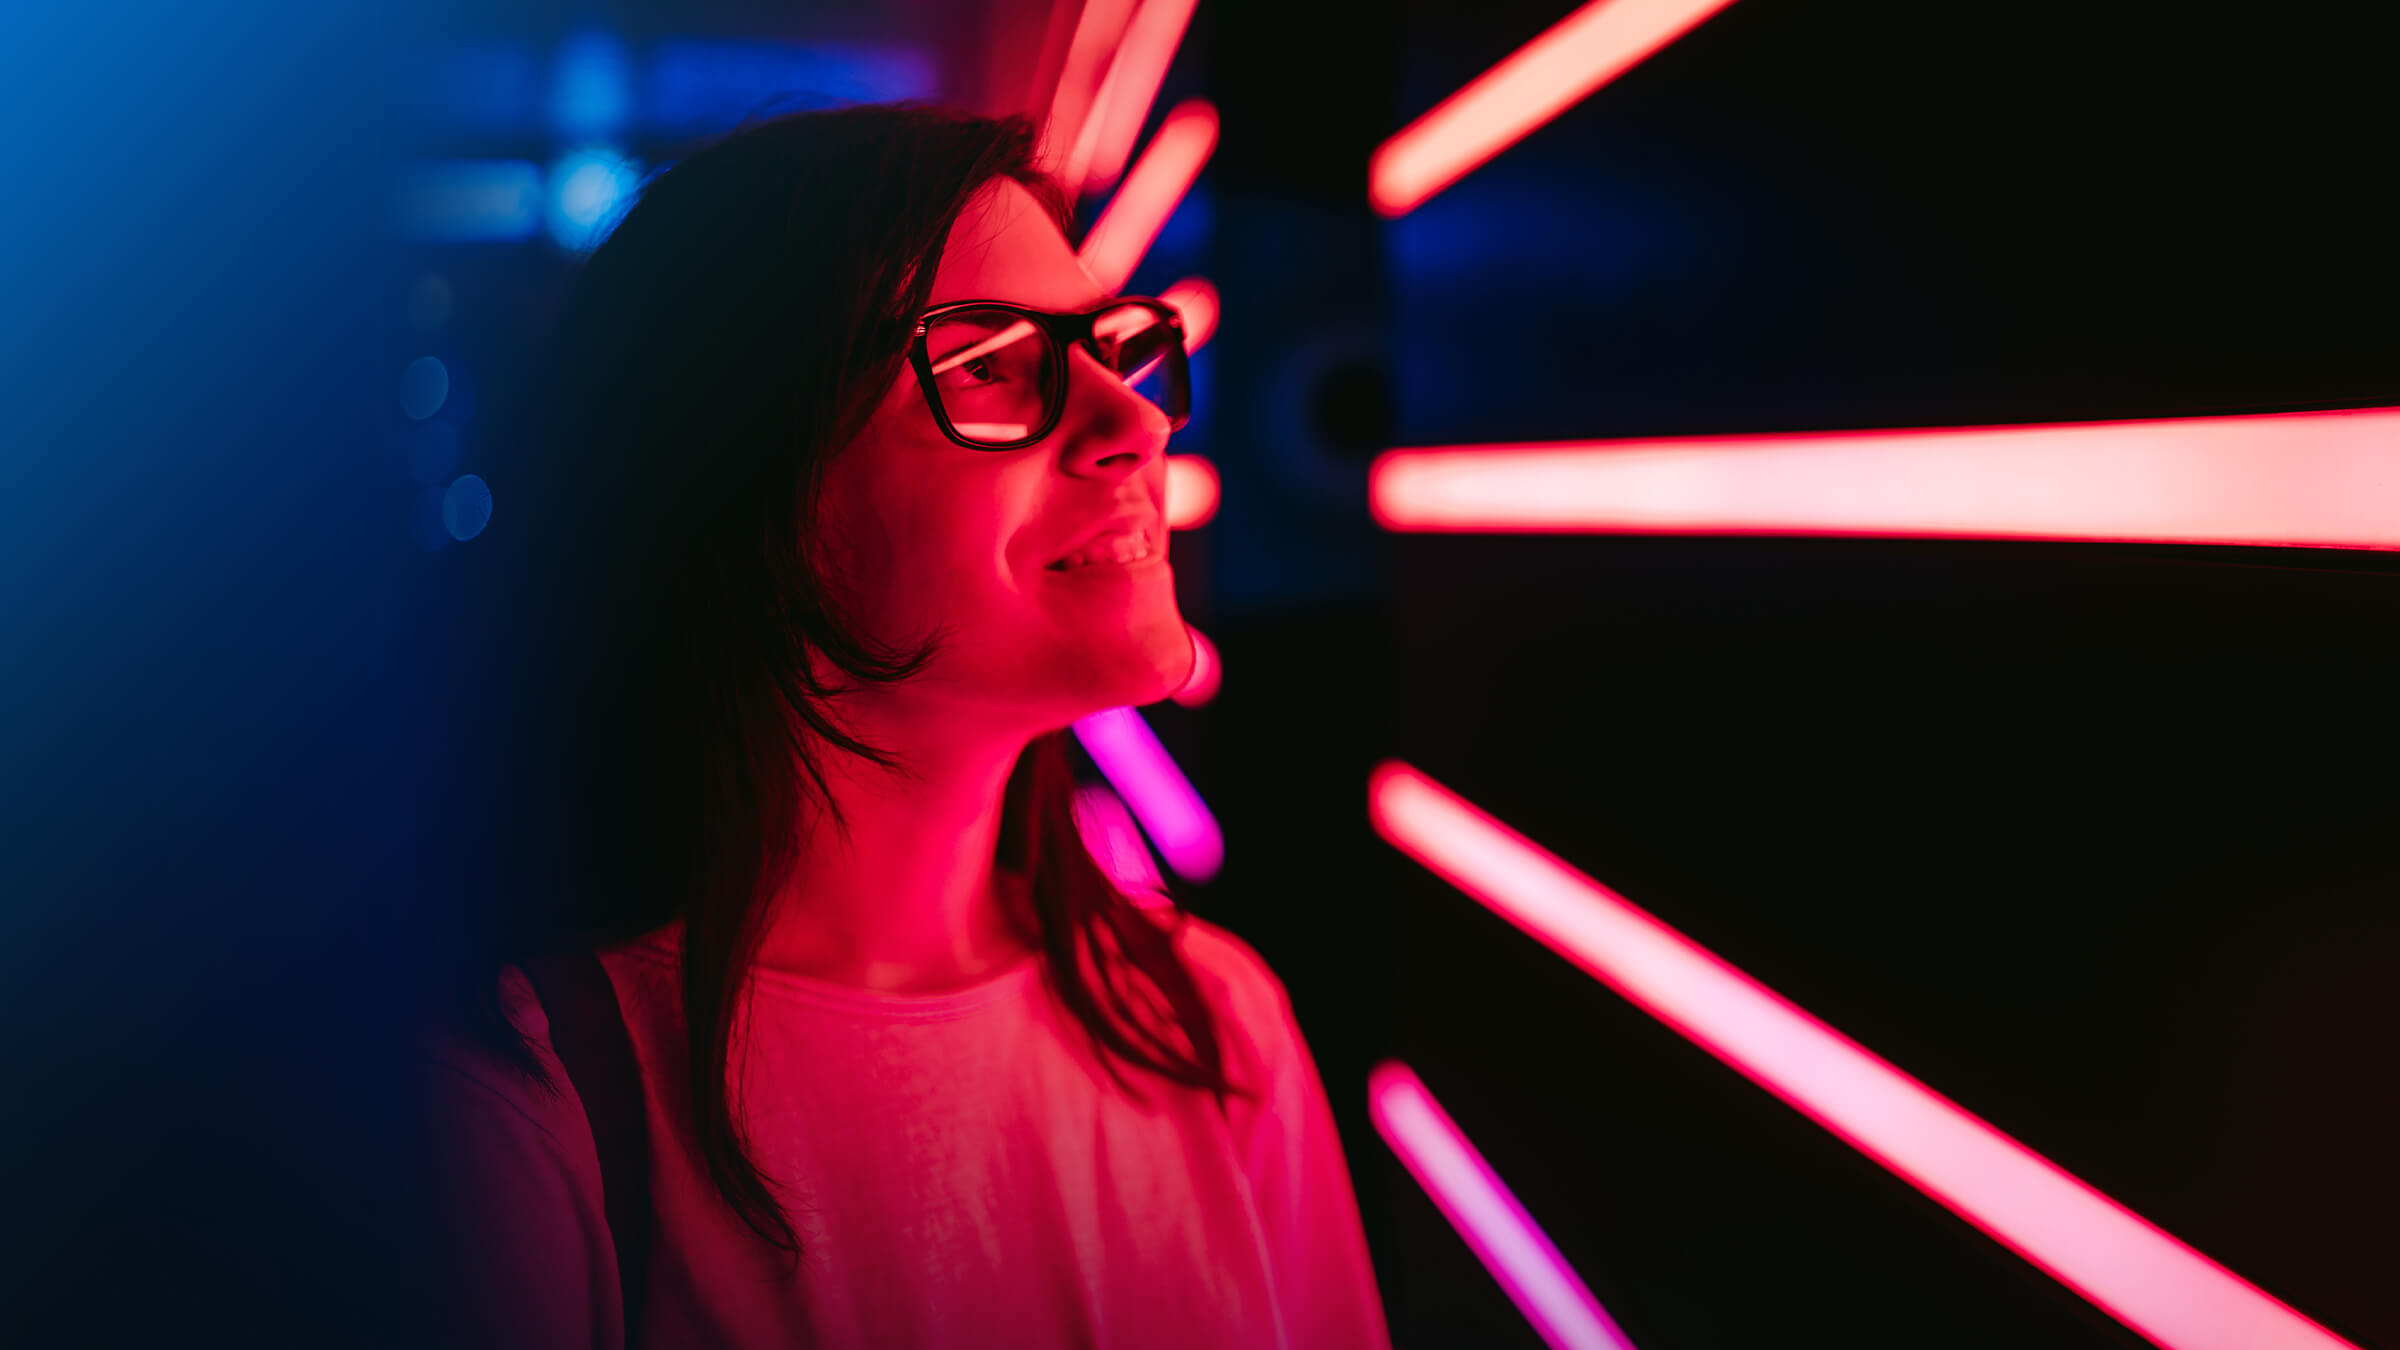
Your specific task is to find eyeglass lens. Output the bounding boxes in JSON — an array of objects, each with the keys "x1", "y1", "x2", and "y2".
[{"x1": 924, "y1": 302, "x2": 1183, "y2": 446}]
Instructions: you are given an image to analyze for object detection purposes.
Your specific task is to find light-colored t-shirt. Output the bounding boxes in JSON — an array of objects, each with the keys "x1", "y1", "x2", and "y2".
[{"x1": 425, "y1": 911, "x2": 1393, "y2": 1350}]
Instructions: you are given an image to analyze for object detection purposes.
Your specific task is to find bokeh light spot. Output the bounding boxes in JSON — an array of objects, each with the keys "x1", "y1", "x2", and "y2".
[
  {"x1": 399, "y1": 356, "x2": 449, "y2": 420},
  {"x1": 443, "y1": 473, "x2": 493, "y2": 541}
]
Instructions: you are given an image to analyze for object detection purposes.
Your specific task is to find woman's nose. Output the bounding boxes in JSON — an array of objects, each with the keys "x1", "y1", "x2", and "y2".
[{"x1": 1056, "y1": 343, "x2": 1170, "y2": 479}]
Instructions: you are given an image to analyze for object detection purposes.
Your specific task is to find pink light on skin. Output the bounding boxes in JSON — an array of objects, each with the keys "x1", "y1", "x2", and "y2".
[
  {"x1": 1371, "y1": 405, "x2": 2400, "y2": 549},
  {"x1": 1070, "y1": 782, "x2": 1170, "y2": 901},
  {"x1": 1079, "y1": 100, "x2": 1218, "y2": 293},
  {"x1": 1367, "y1": 762, "x2": 2361, "y2": 1350},
  {"x1": 1170, "y1": 623, "x2": 1219, "y2": 707},
  {"x1": 1063, "y1": 0, "x2": 1202, "y2": 197},
  {"x1": 1072, "y1": 706, "x2": 1222, "y2": 882},
  {"x1": 1370, "y1": 0, "x2": 1740, "y2": 217},
  {"x1": 1370, "y1": 1062, "x2": 1640, "y2": 1350},
  {"x1": 1161, "y1": 276, "x2": 1219, "y2": 352},
  {"x1": 1165, "y1": 454, "x2": 1219, "y2": 529}
]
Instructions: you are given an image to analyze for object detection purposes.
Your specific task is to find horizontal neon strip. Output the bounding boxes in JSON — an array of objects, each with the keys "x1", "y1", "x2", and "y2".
[
  {"x1": 1073, "y1": 707, "x2": 1222, "y2": 882},
  {"x1": 1370, "y1": 0, "x2": 1739, "y2": 217},
  {"x1": 1371, "y1": 1062, "x2": 1640, "y2": 1350},
  {"x1": 1368, "y1": 762, "x2": 2356, "y2": 1350},
  {"x1": 1080, "y1": 100, "x2": 1218, "y2": 293},
  {"x1": 1372, "y1": 406, "x2": 2400, "y2": 549},
  {"x1": 1161, "y1": 276, "x2": 1219, "y2": 352},
  {"x1": 1165, "y1": 454, "x2": 1218, "y2": 529},
  {"x1": 1170, "y1": 623, "x2": 1219, "y2": 707}
]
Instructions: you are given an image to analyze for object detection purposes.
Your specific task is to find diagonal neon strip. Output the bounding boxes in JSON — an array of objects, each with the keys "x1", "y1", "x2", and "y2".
[
  {"x1": 1079, "y1": 99, "x2": 1218, "y2": 293},
  {"x1": 1073, "y1": 706, "x2": 1222, "y2": 882},
  {"x1": 1368, "y1": 761, "x2": 2359, "y2": 1350},
  {"x1": 1066, "y1": 0, "x2": 1203, "y2": 196},
  {"x1": 1371, "y1": 1061, "x2": 1641, "y2": 1350},
  {"x1": 1371, "y1": 0, "x2": 1740, "y2": 217},
  {"x1": 1161, "y1": 276, "x2": 1219, "y2": 352},
  {"x1": 1371, "y1": 406, "x2": 2400, "y2": 549}
]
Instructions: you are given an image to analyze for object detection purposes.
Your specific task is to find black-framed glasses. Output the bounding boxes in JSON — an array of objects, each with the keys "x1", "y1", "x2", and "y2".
[{"x1": 908, "y1": 297, "x2": 1190, "y2": 451}]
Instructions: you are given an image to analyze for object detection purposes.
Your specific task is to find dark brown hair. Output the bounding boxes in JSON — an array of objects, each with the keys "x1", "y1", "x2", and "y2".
[{"x1": 455, "y1": 102, "x2": 1248, "y2": 1262}]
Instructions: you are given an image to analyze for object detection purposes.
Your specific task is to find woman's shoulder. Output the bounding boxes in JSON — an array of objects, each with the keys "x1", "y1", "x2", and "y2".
[
  {"x1": 418, "y1": 965, "x2": 592, "y2": 1155},
  {"x1": 1162, "y1": 912, "x2": 1306, "y2": 1068}
]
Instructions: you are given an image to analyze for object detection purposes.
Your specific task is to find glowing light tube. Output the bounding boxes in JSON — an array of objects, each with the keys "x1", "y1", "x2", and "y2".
[
  {"x1": 1370, "y1": 1062, "x2": 1640, "y2": 1350},
  {"x1": 1171, "y1": 623, "x2": 1220, "y2": 708},
  {"x1": 1066, "y1": 0, "x2": 1202, "y2": 196},
  {"x1": 1042, "y1": 0, "x2": 1139, "y2": 183},
  {"x1": 1071, "y1": 782, "x2": 1169, "y2": 899},
  {"x1": 1371, "y1": 406, "x2": 2400, "y2": 549},
  {"x1": 1074, "y1": 707, "x2": 1222, "y2": 882},
  {"x1": 1161, "y1": 276, "x2": 1219, "y2": 352},
  {"x1": 1368, "y1": 762, "x2": 2358, "y2": 1350},
  {"x1": 1166, "y1": 454, "x2": 1219, "y2": 529},
  {"x1": 1080, "y1": 100, "x2": 1218, "y2": 293},
  {"x1": 1370, "y1": 0, "x2": 1739, "y2": 217}
]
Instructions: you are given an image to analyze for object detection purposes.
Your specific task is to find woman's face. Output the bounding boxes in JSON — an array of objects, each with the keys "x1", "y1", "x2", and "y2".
[{"x1": 818, "y1": 177, "x2": 1192, "y2": 731}]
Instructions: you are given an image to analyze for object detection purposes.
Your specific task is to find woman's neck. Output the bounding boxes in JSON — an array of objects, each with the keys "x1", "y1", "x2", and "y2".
[{"x1": 750, "y1": 705, "x2": 1039, "y2": 995}]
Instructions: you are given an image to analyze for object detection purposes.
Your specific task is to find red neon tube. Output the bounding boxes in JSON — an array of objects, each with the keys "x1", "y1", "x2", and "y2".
[
  {"x1": 1371, "y1": 0, "x2": 1740, "y2": 217},
  {"x1": 1079, "y1": 100, "x2": 1218, "y2": 293},
  {"x1": 1368, "y1": 762, "x2": 2357, "y2": 1350},
  {"x1": 1160, "y1": 276, "x2": 1219, "y2": 352},
  {"x1": 1371, "y1": 406, "x2": 2400, "y2": 549},
  {"x1": 1065, "y1": 0, "x2": 1201, "y2": 196},
  {"x1": 1165, "y1": 454, "x2": 1218, "y2": 530}
]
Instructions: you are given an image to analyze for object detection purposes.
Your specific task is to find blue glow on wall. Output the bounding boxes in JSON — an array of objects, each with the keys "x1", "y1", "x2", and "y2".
[
  {"x1": 550, "y1": 31, "x2": 633, "y2": 140},
  {"x1": 391, "y1": 160, "x2": 542, "y2": 243},
  {"x1": 647, "y1": 40, "x2": 936, "y2": 134}
]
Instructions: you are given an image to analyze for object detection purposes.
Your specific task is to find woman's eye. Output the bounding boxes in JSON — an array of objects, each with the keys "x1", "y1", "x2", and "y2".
[{"x1": 952, "y1": 356, "x2": 998, "y2": 386}]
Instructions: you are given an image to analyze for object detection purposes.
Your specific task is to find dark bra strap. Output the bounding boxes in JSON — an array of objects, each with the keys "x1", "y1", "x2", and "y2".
[{"x1": 522, "y1": 948, "x2": 652, "y2": 1345}]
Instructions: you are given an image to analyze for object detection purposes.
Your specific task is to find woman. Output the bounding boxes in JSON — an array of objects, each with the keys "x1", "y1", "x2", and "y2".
[{"x1": 424, "y1": 103, "x2": 1392, "y2": 1350}]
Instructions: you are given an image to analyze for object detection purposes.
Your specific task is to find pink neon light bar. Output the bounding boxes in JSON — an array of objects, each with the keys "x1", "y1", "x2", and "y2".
[
  {"x1": 1041, "y1": 0, "x2": 1138, "y2": 188},
  {"x1": 1368, "y1": 762, "x2": 2357, "y2": 1350},
  {"x1": 1065, "y1": 0, "x2": 1201, "y2": 196},
  {"x1": 1165, "y1": 454, "x2": 1219, "y2": 529},
  {"x1": 1080, "y1": 100, "x2": 1218, "y2": 293},
  {"x1": 1072, "y1": 706, "x2": 1222, "y2": 882},
  {"x1": 1070, "y1": 781, "x2": 1169, "y2": 900},
  {"x1": 1371, "y1": 406, "x2": 2400, "y2": 549},
  {"x1": 1370, "y1": 1062, "x2": 1639, "y2": 1350},
  {"x1": 1370, "y1": 0, "x2": 1739, "y2": 217},
  {"x1": 1170, "y1": 622, "x2": 1220, "y2": 708},
  {"x1": 1161, "y1": 276, "x2": 1219, "y2": 352}
]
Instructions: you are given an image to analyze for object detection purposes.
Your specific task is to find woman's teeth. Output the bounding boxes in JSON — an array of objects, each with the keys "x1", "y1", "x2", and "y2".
[{"x1": 1050, "y1": 527, "x2": 1156, "y2": 571}]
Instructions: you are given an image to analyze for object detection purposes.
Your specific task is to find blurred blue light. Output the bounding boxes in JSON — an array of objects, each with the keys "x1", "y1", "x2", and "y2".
[
  {"x1": 551, "y1": 31, "x2": 632, "y2": 140},
  {"x1": 645, "y1": 40, "x2": 936, "y2": 134},
  {"x1": 415, "y1": 40, "x2": 540, "y2": 135},
  {"x1": 399, "y1": 356, "x2": 448, "y2": 420},
  {"x1": 443, "y1": 474, "x2": 493, "y2": 542},
  {"x1": 390, "y1": 160, "x2": 542, "y2": 243},
  {"x1": 545, "y1": 148, "x2": 641, "y2": 252}
]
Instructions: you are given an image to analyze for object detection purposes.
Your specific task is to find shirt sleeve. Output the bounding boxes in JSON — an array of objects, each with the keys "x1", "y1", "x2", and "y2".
[
  {"x1": 419, "y1": 968, "x2": 624, "y2": 1350},
  {"x1": 1183, "y1": 921, "x2": 1396, "y2": 1350}
]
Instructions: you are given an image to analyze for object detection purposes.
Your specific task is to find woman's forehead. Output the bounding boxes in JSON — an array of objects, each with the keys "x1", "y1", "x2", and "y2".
[{"x1": 928, "y1": 178, "x2": 1109, "y2": 312}]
